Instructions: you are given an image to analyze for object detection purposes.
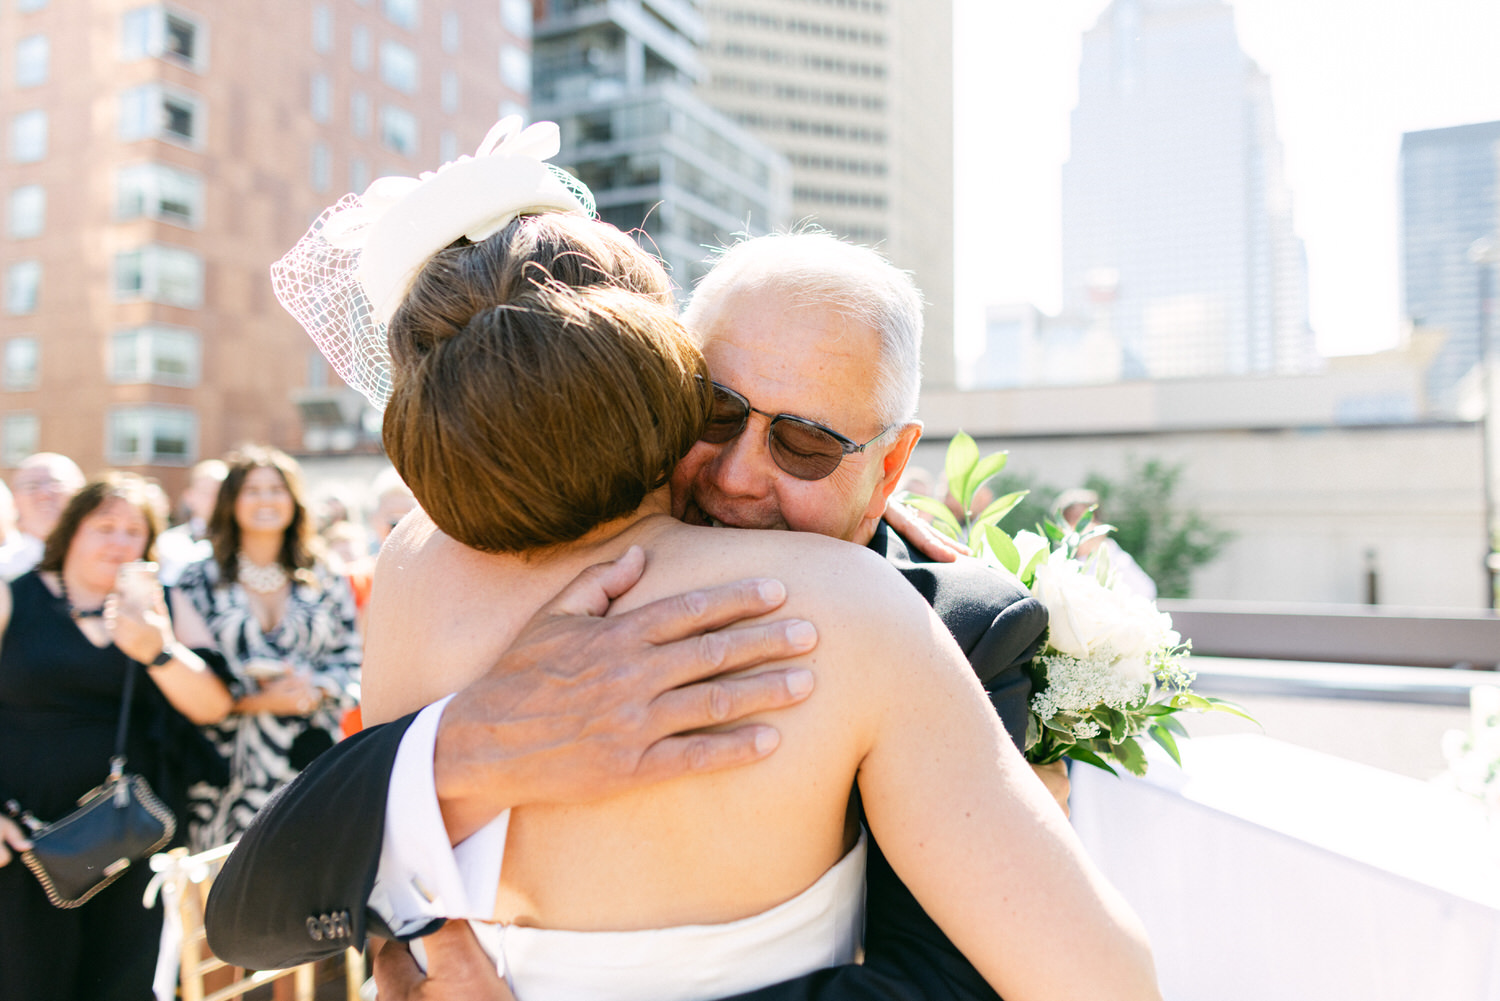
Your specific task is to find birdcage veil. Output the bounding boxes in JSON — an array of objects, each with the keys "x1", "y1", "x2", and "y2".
[{"x1": 270, "y1": 118, "x2": 596, "y2": 409}]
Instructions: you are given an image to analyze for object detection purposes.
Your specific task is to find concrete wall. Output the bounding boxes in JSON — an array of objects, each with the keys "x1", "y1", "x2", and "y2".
[{"x1": 908, "y1": 420, "x2": 1490, "y2": 609}]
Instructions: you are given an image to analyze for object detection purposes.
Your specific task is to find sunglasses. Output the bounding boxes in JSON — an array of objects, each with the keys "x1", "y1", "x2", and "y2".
[{"x1": 700, "y1": 381, "x2": 892, "y2": 481}]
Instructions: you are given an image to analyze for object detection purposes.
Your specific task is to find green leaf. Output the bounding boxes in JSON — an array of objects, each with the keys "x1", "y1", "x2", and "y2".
[
  {"x1": 1159, "y1": 714, "x2": 1190, "y2": 738},
  {"x1": 1203, "y1": 696, "x2": 1261, "y2": 725},
  {"x1": 1148, "y1": 723, "x2": 1182, "y2": 766},
  {"x1": 982, "y1": 525, "x2": 1021, "y2": 574},
  {"x1": 1170, "y1": 692, "x2": 1213, "y2": 712},
  {"x1": 1066, "y1": 745, "x2": 1119, "y2": 776},
  {"x1": 1024, "y1": 712, "x2": 1040, "y2": 751},
  {"x1": 899, "y1": 493, "x2": 964, "y2": 540},
  {"x1": 974, "y1": 490, "x2": 1028, "y2": 530},
  {"x1": 1104, "y1": 707, "x2": 1128, "y2": 743},
  {"x1": 1111, "y1": 737, "x2": 1149, "y2": 776},
  {"x1": 1139, "y1": 703, "x2": 1175, "y2": 716},
  {"x1": 1043, "y1": 519, "x2": 1066, "y2": 542},
  {"x1": 967, "y1": 450, "x2": 1011, "y2": 502},
  {"x1": 945, "y1": 433, "x2": 979, "y2": 509}
]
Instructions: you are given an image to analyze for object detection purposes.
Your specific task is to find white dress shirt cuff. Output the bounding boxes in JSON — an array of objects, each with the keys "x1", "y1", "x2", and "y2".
[{"x1": 368, "y1": 695, "x2": 510, "y2": 934}]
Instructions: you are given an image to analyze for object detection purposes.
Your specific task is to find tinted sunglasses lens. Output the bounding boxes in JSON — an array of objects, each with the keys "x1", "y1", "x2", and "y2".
[
  {"x1": 769, "y1": 419, "x2": 845, "y2": 480},
  {"x1": 702, "y1": 386, "x2": 748, "y2": 444}
]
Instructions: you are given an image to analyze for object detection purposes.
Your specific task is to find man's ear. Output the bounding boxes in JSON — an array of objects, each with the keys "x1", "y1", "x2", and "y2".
[{"x1": 861, "y1": 421, "x2": 924, "y2": 524}]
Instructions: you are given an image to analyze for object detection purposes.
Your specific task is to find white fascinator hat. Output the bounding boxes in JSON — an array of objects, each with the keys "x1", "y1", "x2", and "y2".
[{"x1": 270, "y1": 117, "x2": 595, "y2": 409}]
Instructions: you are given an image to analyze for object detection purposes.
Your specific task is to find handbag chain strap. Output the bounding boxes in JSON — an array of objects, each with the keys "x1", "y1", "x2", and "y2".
[{"x1": 108, "y1": 662, "x2": 140, "y2": 805}]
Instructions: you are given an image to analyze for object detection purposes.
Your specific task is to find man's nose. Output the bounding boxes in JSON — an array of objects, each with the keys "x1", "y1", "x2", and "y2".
[{"x1": 707, "y1": 421, "x2": 779, "y2": 497}]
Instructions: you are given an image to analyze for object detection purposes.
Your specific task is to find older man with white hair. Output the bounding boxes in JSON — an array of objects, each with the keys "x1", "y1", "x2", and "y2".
[
  {"x1": 0, "y1": 452, "x2": 85, "y2": 580},
  {"x1": 209, "y1": 233, "x2": 1052, "y2": 1001}
]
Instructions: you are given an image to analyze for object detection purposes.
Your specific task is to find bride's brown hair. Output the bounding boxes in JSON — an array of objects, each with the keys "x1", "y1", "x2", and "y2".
[{"x1": 382, "y1": 214, "x2": 711, "y2": 552}]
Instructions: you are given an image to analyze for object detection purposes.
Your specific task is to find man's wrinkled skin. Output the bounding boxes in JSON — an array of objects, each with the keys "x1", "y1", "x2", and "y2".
[{"x1": 432, "y1": 544, "x2": 821, "y2": 843}]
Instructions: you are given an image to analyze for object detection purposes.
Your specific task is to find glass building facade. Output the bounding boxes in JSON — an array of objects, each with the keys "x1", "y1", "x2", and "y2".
[{"x1": 1401, "y1": 119, "x2": 1500, "y2": 415}]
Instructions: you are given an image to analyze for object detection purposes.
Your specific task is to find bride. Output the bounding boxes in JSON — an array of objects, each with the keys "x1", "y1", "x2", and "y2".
[{"x1": 274, "y1": 120, "x2": 1160, "y2": 1001}]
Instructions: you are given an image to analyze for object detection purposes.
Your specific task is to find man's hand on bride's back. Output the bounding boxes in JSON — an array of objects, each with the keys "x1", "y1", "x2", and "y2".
[
  {"x1": 374, "y1": 923, "x2": 513, "y2": 1001},
  {"x1": 434, "y1": 545, "x2": 818, "y2": 842}
]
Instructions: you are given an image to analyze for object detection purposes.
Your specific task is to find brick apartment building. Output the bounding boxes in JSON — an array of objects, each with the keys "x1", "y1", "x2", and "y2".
[{"x1": 0, "y1": 0, "x2": 530, "y2": 494}]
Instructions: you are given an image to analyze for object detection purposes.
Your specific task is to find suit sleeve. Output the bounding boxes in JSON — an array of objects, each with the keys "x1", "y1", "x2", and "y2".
[{"x1": 205, "y1": 713, "x2": 427, "y2": 970}]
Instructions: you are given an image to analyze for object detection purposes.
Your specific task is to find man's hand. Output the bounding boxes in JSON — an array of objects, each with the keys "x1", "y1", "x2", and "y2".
[
  {"x1": 374, "y1": 924, "x2": 513, "y2": 1001},
  {"x1": 1031, "y1": 761, "x2": 1070, "y2": 818},
  {"x1": 436, "y1": 546, "x2": 818, "y2": 842},
  {"x1": 884, "y1": 498, "x2": 971, "y2": 563}
]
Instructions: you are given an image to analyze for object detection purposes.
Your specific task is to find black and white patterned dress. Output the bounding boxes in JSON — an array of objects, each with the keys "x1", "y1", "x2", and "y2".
[{"x1": 175, "y1": 557, "x2": 361, "y2": 850}]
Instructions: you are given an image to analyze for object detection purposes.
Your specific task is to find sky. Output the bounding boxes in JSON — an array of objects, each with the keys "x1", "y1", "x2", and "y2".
[{"x1": 951, "y1": 0, "x2": 1500, "y2": 362}]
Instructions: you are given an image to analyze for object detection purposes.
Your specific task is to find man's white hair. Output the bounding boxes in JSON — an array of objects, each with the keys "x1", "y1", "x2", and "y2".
[{"x1": 682, "y1": 231, "x2": 924, "y2": 426}]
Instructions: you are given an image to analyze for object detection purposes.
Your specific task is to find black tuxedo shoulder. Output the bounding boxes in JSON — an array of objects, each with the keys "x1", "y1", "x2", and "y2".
[{"x1": 867, "y1": 519, "x2": 1047, "y2": 749}]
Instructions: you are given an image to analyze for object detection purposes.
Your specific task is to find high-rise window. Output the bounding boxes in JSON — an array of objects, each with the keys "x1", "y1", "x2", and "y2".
[
  {"x1": 311, "y1": 73, "x2": 332, "y2": 122},
  {"x1": 115, "y1": 163, "x2": 203, "y2": 227},
  {"x1": 440, "y1": 70, "x2": 459, "y2": 113},
  {"x1": 441, "y1": 11, "x2": 460, "y2": 52},
  {"x1": 4, "y1": 337, "x2": 39, "y2": 390},
  {"x1": 500, "y1": 0, "x2": 530, "y2": 37},
  {"x1": 121, "y1": 6, "x2": 206, "y2": 69},
  {"x1": 113, "y1": 245, "x2": 204, "y2": 308},
  {"x1": 379, "y1": 40, "x2": 418, "y2": 94},
  {"x1": 15, "y1": 35, "x2": 49, "y2": 87},
  {"x1": 4, "y1": 262, "x2": 40, "y2": 315},
  {"x1": 351, "y1": 25, "x2": 371, "y2": 71},
  {"x1": 7, "y1": 185, "x2": 45, "y2": 238},
  {"x1": 312, "y1": 5, "x2": 333, "y2": 53},
  {"x1": 380, "y1": 105, "x2": 418, "y2": 156},
  {"x1": 110, "y1": 325, "x2": 200, "y2": 386},
  {"x1": 119, "y1": 85, "x2": 205, "y2": 147},
  {"x1": 107, "y1": 407, "x2": 197, "y2": 465},
  {"x1": 10, "y1": 110, "x2": 47, "y2": 163},
  {"x1": 351, "y1": 90, "x2": 371, "y2": 137},
  {"x1": 350, "y1": 157, "x2": 370, "y2": 194},
  {"x1": 383, "y1": 0, "x2": 418, "y2": 30},
  {"x1": 500, "y1": 45, "x2": 529, "y2": 95},
  {"x1": 2, "y1": 415, "x2": 39, "y2": 468},
  {"x1": 16, "y1": 0, "x2": 48, "y2": 12},
  {"x1": 439, "y1": 131, "x2": 458, "y2": 164},
  {"x1": 311, "y1": 142, "x2": 332, "y2": 191}
]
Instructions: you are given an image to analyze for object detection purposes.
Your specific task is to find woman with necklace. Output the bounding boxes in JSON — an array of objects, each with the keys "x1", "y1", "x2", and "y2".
[
  {"x1": 175, "y1": 446, "x2": 362, "y2": 850},
  {"x1": 0, "y1": 472, "x2": 232, "y2": 1001}
]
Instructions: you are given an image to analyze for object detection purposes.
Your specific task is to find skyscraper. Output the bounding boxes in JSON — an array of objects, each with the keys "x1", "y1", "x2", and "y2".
[
  {"x1": 1400, "y1": 119, "x2": 1500, "y2": 414},
  {"x1": 532, "y1": 0, "x2": 790, "y2": 296},
  {"x1": 1060, "y1": 0, "x2": 1315, "y2": 381},
  {"x1": 0, "y1": 0, "x2": 526, "y2": 484},
  {"x1": 696, "y1": 0, "x2": 956, "y2": 387}
]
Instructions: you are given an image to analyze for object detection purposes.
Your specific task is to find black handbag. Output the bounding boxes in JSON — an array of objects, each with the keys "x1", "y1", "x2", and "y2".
[{"x1": 5, "y1": 662, "x2": 176, "y2": 908}]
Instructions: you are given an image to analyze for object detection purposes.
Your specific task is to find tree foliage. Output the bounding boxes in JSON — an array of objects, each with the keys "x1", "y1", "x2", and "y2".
[{"x1": 1083, "y1": 458, "x2": 1233, "y2": 599}]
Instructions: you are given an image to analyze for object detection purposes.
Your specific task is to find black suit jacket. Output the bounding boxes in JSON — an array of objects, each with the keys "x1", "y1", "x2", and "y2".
[{"x1": 207, "y1": 521, "x2": 1048, "y2": 998}]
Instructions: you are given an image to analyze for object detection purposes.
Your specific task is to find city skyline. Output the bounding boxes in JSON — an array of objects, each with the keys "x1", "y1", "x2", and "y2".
[{"x1": 954, "y1": 0, "x2": 1500, "y2": 365}]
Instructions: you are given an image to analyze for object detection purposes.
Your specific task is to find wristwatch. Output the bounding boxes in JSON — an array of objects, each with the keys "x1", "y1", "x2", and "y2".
[{"x1": 150, "y1": 644, "x2": 183, "y2": 667}]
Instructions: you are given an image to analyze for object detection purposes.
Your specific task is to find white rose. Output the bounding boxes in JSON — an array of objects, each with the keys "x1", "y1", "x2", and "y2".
[{"x1": 1030, "y1": 550, "x2": 1175, "y2": 682}]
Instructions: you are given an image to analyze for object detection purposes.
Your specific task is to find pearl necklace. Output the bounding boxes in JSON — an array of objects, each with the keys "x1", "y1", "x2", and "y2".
[
  {"x1": 236, "y1": 555, "x2": 290, "y2": 594},
  {"x1": 56, "y1": 576, "x2": 105, "y2": 619}
]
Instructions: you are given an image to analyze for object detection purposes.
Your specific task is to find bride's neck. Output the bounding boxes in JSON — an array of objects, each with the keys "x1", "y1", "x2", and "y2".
[{"x1": 523, "y1": 488, "x2": 676, "y2": 567}]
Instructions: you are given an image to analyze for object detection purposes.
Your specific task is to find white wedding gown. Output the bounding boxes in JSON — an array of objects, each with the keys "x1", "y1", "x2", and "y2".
[{"x1": 411, "y1": 810, "x2": 867, "y2": 1001}]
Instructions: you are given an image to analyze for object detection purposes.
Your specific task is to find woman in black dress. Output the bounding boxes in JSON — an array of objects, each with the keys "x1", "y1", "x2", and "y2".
[{"x1": 0, "y1": 471, "x2": 233, "y2": 1001}]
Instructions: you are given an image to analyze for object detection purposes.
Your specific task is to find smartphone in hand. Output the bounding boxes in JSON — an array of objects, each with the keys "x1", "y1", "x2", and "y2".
[{"x1": 115, "y1": 560, "x2": 162, "y2": 614}]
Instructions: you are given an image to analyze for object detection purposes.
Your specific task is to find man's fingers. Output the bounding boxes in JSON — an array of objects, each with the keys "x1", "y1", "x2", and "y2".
[
  {"x1": 650, "y1": 665, "x2": 815, "y2": 734},
  {"x1": 373, "y1": 923, "x2": 512, "y2": 1000},
  {"x1": 372, "y1": 937, "x2": 424, "y2": 998},
  {"x1": 541, "y1": 545, "x2": 648, "y2": 619},
  {"x1": 653, "y1": 617, "x2": 819, "y2": 691},
  {"x1": 634, "y1": 724, "x2": 784, "y2": 783},
  {"x1": 625, "y1": 577, "x2": 791, "y2": 646},
  {"x1": 416, "y1": 921, "x2": 507, "y2": 985}
]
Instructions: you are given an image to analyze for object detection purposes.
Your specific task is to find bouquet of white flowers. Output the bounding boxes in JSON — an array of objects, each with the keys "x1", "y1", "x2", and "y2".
[
  {"x1": 1442, "y1": 685, "x2": 1500, "y2": 814},
  {"x1": 901, "y1": 433, "x2": 1252, "y2": 776}
]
